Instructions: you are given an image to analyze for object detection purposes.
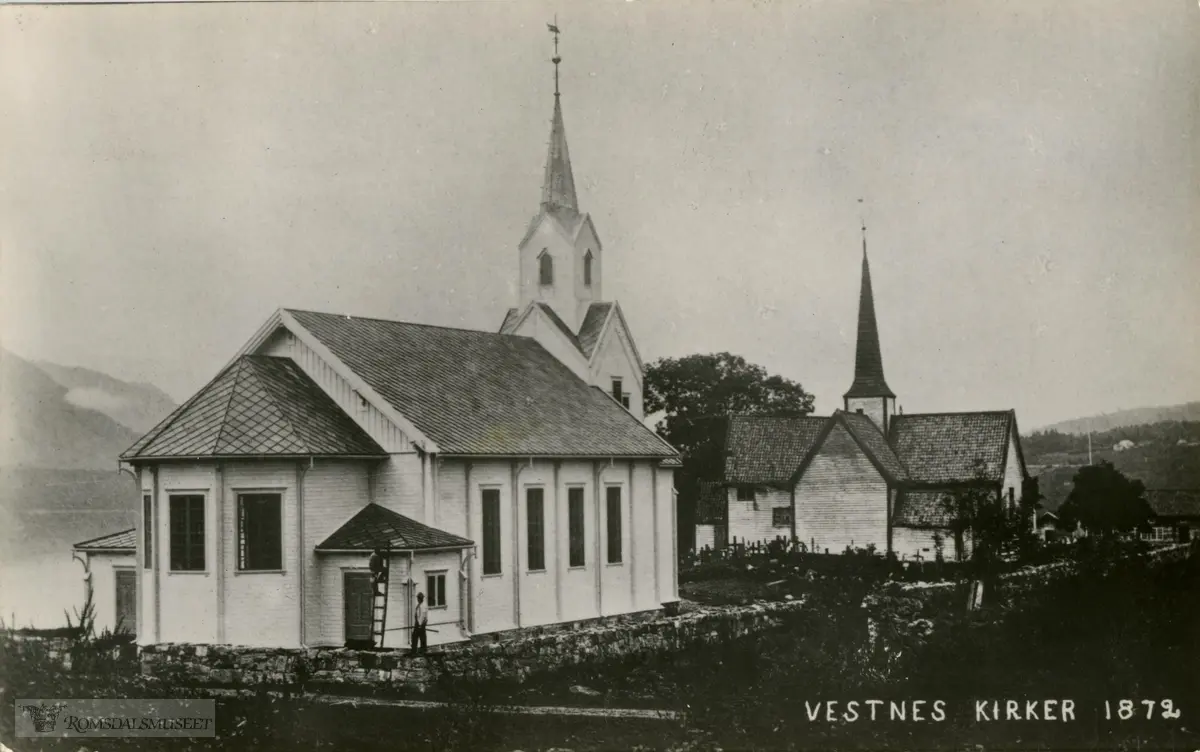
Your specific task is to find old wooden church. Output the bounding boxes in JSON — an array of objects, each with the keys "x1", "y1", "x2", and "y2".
[{"x1": 696, "y1": 246, "x2": 1031, "y2": 561}]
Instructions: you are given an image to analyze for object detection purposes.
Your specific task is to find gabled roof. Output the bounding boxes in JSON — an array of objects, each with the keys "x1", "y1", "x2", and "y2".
[
  {"x1": 1145, "y1": 489, "x2": 1200, "y2": 519},
  {"x1": 577, "y1": 302, "x2": 613, "y2": 359},
  {"x1": 499, "y1": 307, "x2": 521, "y2": 334},
  {"x1": 893, "y1": 490, "x2": 954, "y2": 528},
  {"x1": 123, "y1": 355, "x2": 386, "y2": 461},
  {"x1": 534, "y1": 303, "x2": 582, "y2": 350},
  {"x1": 74, "y1": 528, "x2": 136, "y2": 552},
  {"x1": 286, "y1": 309, "x2": 676, "y2": 458},
  {"x1": 844, "y1": 252, "x2": 895, "y2": 399},
  {"x1": 839, "y1": 411, "x2": 908, "y2": 482},
  {"x1": 888, "y1": 410, "x2": 1014, "y2": 485},
  {"x1": 316, "y1": 503, "x2": 473, "y2": 552},
  {"x1": 723, "y1": 415, "x2": 827, "y2": 485}
]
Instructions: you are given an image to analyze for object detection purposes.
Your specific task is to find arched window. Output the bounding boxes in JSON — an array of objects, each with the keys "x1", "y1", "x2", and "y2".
[
  {"x1": 583, "y1": 250, "x2": 593, "y2": 286},
  {"x1": 539, "y1": 250, "x2": 553, "y2": 286}
]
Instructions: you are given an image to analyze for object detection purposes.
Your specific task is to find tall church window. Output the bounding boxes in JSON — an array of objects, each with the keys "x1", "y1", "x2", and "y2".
[
  {"x1": 482, "y1": 488, "x2": 501, "y2": 575},
  {"x1": 583, "y1": 251, "x2": 593, "y2": 286},
  {"x1": 538, "y1": 250, "x2": 554, "y2": 286}
]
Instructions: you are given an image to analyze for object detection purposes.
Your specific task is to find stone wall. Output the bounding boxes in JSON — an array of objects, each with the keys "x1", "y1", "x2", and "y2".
[{"x1": 139, "y1": 599, "x2": 807, "y2": 692}]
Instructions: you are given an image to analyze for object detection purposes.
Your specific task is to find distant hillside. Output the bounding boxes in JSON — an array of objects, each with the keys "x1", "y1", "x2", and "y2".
[
  {"x1": 1027, "y1": 443, "x2": 1200, "y2": 513},
  {"x1": 1040, "y1": 402, "x2": 1200, "y2": 434},
  {"x1": 35, "y1": 359, "x2": 177, "y2": 434},
  {"x1": 0, "y1": 348, "x2": 172, "y2": 471}
]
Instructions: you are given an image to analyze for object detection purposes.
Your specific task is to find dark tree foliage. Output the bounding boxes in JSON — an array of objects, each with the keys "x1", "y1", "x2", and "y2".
[
  {"x1": 644, "y1": 353, "x2": 815, "y2": 550},
  {"x1": 1057, "y1": 461, "x2": 1153, "y2": 538}
]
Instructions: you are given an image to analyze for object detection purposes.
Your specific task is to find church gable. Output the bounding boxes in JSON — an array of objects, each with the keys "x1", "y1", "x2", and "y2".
[
  {"x1": 506, "y1": 302, "x2": 589, "y2": 380},
  {"x1": 793, "y1": 422, "x2": 889, "y2": 553}
]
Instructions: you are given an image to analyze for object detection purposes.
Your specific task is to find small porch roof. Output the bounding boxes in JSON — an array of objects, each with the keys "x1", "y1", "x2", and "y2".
[
  {"x1": 74, "y1": 528, "x2": 136, "y2": 553},
  {"x1": 316, "y1": 503, "x2": 473, "y2": 553}
]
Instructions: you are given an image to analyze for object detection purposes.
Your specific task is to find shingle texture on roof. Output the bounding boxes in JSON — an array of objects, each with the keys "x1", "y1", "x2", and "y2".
[
  {"x1": 75, "y1": 528, "x2": 136, "y2": 551},
  {"x1": 123, "y1": 355, "x2": 386, "y2": 460},
  {"x1": 723, "y1": 415, "x2": 827, "y2": 485},
  {"x1": 316, "y1": 503, "x2": 473, "y2": 551},
  {"x1": 840, "y1": 411, "x2": 908, "y2": 482},
  {"x1": 893, "y1": 490, "x2": 955, "y2": 528},
  {"x1": 1146, "y1": 489, "x2": 1200, "y2": 519},
  {"x1": 288, "y1": 309, "x2": 676, "y2": 458},
  {"x1": 889, "y1": 411, "x2": 1013, "y2": 484},
  {"x1": 577, "y1": 303, "x2": 613, "y2": 358}
]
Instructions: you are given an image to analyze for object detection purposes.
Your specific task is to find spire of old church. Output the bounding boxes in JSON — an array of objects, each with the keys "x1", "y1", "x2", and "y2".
[
  {"x1": 540, "y1": 21, "x2": 579, "y2": 214},
  {"x1": 844, "y1": 223, "x2": 896, "y2": 400}
]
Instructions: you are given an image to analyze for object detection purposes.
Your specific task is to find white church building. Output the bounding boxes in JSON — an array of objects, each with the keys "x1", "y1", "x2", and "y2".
[{"x1": 83, "y1": 47, "x2": 681, "y2": 650}]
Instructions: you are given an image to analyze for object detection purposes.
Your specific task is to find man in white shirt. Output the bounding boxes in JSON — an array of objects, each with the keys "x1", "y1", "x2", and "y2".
[{"x1": 411, "y1": 592, "x2": 428, "y2": 653}]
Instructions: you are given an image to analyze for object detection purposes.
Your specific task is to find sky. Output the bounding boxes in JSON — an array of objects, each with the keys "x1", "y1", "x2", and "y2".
[{"x1": 0, "y1": 0, "x2": 1196, "y2": 430}]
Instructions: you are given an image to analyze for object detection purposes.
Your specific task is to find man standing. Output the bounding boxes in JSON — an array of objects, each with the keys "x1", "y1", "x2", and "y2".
[
  {"x1": 411, "y1": 592, "x2": 428, "y2": 654},
  {"x1": 368, "y1": 547, "x2": 387, "y2": 596}
]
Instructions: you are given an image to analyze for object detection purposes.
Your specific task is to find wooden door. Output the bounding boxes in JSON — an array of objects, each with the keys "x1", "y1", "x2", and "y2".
[
  {"x1": 343, "y1": 572, "x2": 374, "y2": 644},
  {"x1": 114, "y1": 569, "x2": 137, "y2": 635}
]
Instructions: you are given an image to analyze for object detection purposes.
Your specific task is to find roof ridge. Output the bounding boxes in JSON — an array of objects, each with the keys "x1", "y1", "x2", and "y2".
[
  {"x1": 212, "y1": 358, "x2": 249, "y2": 454},
  {"x1": 123, "y1": 358, "x2": 243, "y2": 459},
  {"x1": 285, "y1": 308, "x2": 514, "y2": 338},
  {"x1": 893, "y1": 410, "x2": 1013, "y2": 418},
  {"x1": 74, "y1": 527, "x2": 136, "y2": 548},
  {"x1": 244, "y1": 357, "x2": 310, "y2": 454}
]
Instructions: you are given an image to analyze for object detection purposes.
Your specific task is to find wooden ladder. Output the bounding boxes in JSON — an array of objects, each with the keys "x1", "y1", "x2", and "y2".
[{"x1": 371, "y1": 548, "x2": 390, "y2": 648}]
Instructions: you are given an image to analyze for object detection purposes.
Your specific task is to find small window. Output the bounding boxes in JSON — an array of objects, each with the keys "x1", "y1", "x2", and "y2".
[
  {"x1": 583, "y1": 251, "x2": 594, "y2": 286},
  {"x1": 426, "y1": 571, "x2": 447, "y2": 608},
  {"x1": 856, "y1": 408, "x2": 864, "y2": 415},
  {"x1": 568, "y1": 487, "x2": 585, "y2": 567},
  {"x1": 611, "y1": 378, "x2": 623, "y2": 403},
  {"x1": 143, "y1": 493, "x2": 153, "y2": 569},
  {"x1": 539, "y1": 250, "x2": 553, "y2": 286},
  {"x1": 169, "y1": 495, "x2": 205, "y2": 572},
  {"x1": 736, "y1": 487, "x2": 755, "y2": 502},
  {"x1": 237, "y1": 493, "x2": 282, "y2": 571},
  {"x1": 482, "y1": 489, "x2": 502, "y2": 575},
  {"x1": 1007, "y1": 487, "x2": 1015, "y2": 505},
  {"x1": 772, "y1": 507, "x2": 793, "y2": 527},
  {"x1": 606, "y1": 486, "x2": 623, "y2": 564},
  {"x1": 527, "y1": 487, "x2": 545, "y2": 571}
]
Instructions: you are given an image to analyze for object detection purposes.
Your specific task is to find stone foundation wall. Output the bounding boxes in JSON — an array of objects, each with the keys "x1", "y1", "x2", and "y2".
[{"x1": 139, "y1": 600, "x2": 807, "y2": 692}]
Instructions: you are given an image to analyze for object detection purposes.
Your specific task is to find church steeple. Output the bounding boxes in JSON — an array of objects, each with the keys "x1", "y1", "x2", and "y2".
[
  {"x1": 541, "y1": 22, "x2": 578, "y2": 214},
  {"x1": 844, "y1": 220, "x2": 896, "y2": 432}
]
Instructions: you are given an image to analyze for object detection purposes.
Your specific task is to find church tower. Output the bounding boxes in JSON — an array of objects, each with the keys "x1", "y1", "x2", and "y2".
[
  {"x1": 514, "y1": 25, "x2": 602, "y2": 332},
  {"x1": 501, "y1": 25, "x2": 645, "y2": 419},
  {"x1": 843, "y1": 230, "x2": 896, "y2": 433}
]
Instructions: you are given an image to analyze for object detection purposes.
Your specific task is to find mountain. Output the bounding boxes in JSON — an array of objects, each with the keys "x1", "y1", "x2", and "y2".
[
  {"x1": 0, "y1": 347, "x2": 175, "y2": 471},
  {"x1": 34, "y1": 360, "x2": 177, "y2": 434},
  {"x1": 1039, "y1": 402, "x2": 1200, "y2": 434}
]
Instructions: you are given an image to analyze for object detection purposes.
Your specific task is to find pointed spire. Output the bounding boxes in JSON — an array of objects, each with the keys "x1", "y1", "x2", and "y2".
[
  {"x1": 540, "y1": 21, "x2": 578, "y2": 214},
  {"x1": 844, "y1": 226, "x2": 895, "y2": 399}
]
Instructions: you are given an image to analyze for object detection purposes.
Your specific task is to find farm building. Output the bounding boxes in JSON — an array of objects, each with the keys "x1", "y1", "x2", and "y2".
[
  {"x1": 82, "y1": 58, "x2": 680, "y2": 650},
  {"x1": 72, "y1": 528, "x2": 137, "y2": 636}
]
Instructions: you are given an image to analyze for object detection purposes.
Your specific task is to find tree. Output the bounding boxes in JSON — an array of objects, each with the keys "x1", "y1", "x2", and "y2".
[
  {"x1": 940, "y1": 461, "x2": 1042, "y2": 611},
  {"x1": 1057, "y1": 461, "x2": 1152, "y2": 538},
  {"x1": 644, "y1": 353, "x2": 815, "y2": 551}
]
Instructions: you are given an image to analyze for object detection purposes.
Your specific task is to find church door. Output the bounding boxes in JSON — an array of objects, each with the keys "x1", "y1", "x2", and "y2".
[
  {"x1": 343, "y1": 572, "x2": 374, "y2": 644},
  {"x1": 114, "y1": 569, "x2": 136, "y2": 635}
]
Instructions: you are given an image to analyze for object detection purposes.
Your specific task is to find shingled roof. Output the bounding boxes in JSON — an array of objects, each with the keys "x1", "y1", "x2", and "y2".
[
  {"x1": 74, "y1": 528, "x2": 136, "y2": 552},
  {"x1": 316, "y1": 503, "x2": 473, "y2": 552},
  {"x1": 840, "y1": 411, "x2": 908, "y2": 482},
  {"x1": 577, "y1": 302, "x2": 613, "y2": 358},
  {"x1": 893, "y1": 490, "x2": 955, "y2": 528},
  {"x1": 1146, "y1": 489, "x2": 1200, "y2": 519},
  {"x1": 123, "y1": 355, "x2": 386, "y2": 461},
  {"x1": 723, "y1": 415, "x2": 827, "y2": 485},
  {"x1": 288, "y1": 309, "x2": 676, "y2": 458},
  {"x1": 889, "y1": 411, "x2": 1015, "y2": 485}
]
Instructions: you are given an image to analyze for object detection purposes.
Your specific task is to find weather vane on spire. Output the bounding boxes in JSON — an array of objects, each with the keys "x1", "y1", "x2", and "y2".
[{"x1": 547, "y1": 17, "x2": 562, "y2": 97}]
